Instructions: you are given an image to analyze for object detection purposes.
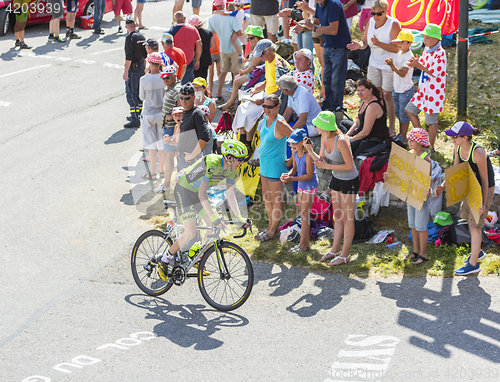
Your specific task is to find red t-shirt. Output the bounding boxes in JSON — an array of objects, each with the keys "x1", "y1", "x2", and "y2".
[
  {"x1": 165, "y1": 47, "x2": 187, "y2": 79},
  {"x1": 170, "y1": 24, "x2": 201, "y2": 64}
]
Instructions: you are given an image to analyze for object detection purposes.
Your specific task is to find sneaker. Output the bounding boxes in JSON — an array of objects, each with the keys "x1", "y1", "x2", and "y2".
[
  {"x1": 15, "y1": 39, "x2": 21, "y2": 47},
  {"x1": 68, "y1": 32, "x2": 81, "y2": 39},
  {"x1": 464, "y1": 250, "x2": 487, "y2": 263},
  {"x1": 94, "y1": 28, "x2": 105, "y2": 35},
  {"x1": 157, "y1": 261, "x2": 169, "y2": 281},
  {"x1": 48, "y1": 34, "x2": 55, "y2": 41},
  {"x1": 118, "y1": 25, "x2": 123, "y2": 33},
  {"x1": 19, "y1": 42, "x2": 32, "y2": 49},
  {"x1": 154, "y1": 184, "x2": 170, "y2": 194},
  {"x1": 53, "y1": 36, "x2": 65, "y2": 43},
  {"x1": 454, "y1": 262, "x2": 480, "y2": 276}
]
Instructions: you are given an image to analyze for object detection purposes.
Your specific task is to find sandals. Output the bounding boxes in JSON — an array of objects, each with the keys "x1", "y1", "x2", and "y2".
[
  {"x1": 215, "y1": 96, "x2": 225, "y2": 104},
  {"x1": 255, "y1": 230, "x2": 279, "y2": 242},
  {"x1": 159, "y1": 172, "x2": 164, "y2": 178},
  {"x1": 254, "y1": 229, "x2": 267, "y2": 240},
  {"x1": 288, "y1": 245, "x2": 309, "y2": 254},
  {"x1": 142, "y1": 172, "x2": 157, "y2": 180},
  {"x1": 327, "y1": 254, "x2": 351, "y2": 266},
  {"x1": 412, "y1": 255, "x2": 428, "y2": 265},
  {"x1": 405, "y1": 251, "x2": 419, "y2": 261},
  {"x1": 320, "y1": 250, "x2": 340, "y2": 262}
]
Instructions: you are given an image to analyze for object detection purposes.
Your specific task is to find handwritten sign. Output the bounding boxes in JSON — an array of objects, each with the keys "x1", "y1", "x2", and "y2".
[
  {"x1": 384, "y1": 143, "x2": 431, "y2": 211},
  {"x1": 444, "y1": 162, "x2": 482, "y2": 225}
]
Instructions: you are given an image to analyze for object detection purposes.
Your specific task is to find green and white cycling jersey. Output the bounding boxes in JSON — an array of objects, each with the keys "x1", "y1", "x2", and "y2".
[{"x1": 177, "y1": 154, "x2": 239, "y2": 193}]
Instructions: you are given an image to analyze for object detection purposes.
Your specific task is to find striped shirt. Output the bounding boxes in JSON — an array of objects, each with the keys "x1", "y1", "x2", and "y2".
[{"x1": 161, "y1": 80, "x2": 181, "y2": 129}]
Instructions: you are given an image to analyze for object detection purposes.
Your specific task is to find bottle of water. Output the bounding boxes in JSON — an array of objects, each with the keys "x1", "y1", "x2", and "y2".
[
  {"x1": 386, "y1": 241, "x2": 402, "y2": 250},
  {"x1": 188, "y1": 242, "x2": 202, "y2": 258}
]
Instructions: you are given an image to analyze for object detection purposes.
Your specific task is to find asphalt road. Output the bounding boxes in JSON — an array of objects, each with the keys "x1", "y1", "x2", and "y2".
[{"x1": 2, "y1": 2, "x2": 500, "y2": 381}]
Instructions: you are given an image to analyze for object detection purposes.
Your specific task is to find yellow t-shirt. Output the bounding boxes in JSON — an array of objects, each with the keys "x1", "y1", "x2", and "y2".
[{"x1": 264, "y1": 55, "x2": 290, "y2": 95}]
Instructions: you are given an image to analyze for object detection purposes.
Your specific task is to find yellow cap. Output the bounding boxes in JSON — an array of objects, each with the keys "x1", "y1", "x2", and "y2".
[
  {"x1": 391, "y1": 29, "x2": 414, "y2": 43},
  {"x1": 192, "y1": 77, "x2": 207, "y2": 88}
]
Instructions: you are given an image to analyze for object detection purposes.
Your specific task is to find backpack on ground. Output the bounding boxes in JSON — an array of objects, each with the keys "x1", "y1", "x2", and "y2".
[{"x1": 354, "y1": 216, "x2": 374, "y2": 242}]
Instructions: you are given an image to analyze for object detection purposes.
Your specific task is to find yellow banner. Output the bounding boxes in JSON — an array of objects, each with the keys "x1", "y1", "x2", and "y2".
[
  {"x1": 445, "y1": 162, "x2": 482, "y2": 225},
  {"x1": 236, "y1": 128, "x2": 261, "y2": 199},
  {"x1": 384, "y1": 143, "x2": 431, "y2": 211}
]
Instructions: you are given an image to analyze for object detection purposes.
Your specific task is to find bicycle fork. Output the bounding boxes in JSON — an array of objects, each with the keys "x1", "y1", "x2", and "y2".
[{"x1": 214, "y1": 240, "x2": 231, "y2": 280}]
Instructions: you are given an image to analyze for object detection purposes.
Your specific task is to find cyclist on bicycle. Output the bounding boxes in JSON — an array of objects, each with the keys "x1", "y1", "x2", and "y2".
[{"x1": 158, "y1": 139, "x2": 251, "y2": 281}]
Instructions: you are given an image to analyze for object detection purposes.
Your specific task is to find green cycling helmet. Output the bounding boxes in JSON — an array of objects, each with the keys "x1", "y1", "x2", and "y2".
[{"x1": 221, "y1": 139, "x2": 248, "y2": 158}]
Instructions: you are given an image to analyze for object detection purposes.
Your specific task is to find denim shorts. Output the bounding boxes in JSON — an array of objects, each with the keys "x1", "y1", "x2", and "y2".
[
  {"x1": 67, "y1": 0, "x2": 78, "y2": 12},
  {"x1": 137, "y1": 0, "x2": 147, "y2": 4},
  {"x1": 393, "y1": 87, "x2": 414, "y2": 124},
  {"x1": 163, "y1": 127, "x2": 177, "y2": 152},
  {"x1": 191, "y1": 0, "x2": 202, "y2": 8},
  {"x1": 407, "y1": 198, "x2": 430, "y2": 231}
]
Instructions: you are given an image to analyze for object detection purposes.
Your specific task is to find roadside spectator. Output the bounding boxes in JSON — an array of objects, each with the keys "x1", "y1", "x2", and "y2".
[
  {"x1": 93, "y1": 0, "x2": 106, "y2": 34},
  {"x1": 347, "y1": 0, "x2": 401, "y2": 135},
  {"x1": 406, "y1": 23, "x2": 447, "y2": 151},
  {"x1": 199, "y1": 105, "x2": 218, "y2": 155},
  {"x1": 281, "y1": 0, "x2": 316, "y2": 52},
  {"x1": 188, "y1": 15, "x2": 213, "y2": 81},
  {"x1": 341, "y1": 0, "x2": 359, "y2": 29},
  {"x1": 292, "y1": 48, "x2": 315, "y2": 94},
  {"x1": 134, "y1": 0, "x2": 147, "y2": 30},
  {"x1": 46, "y1": 0, "x2": 65, "y2": 43},
  {"x1": 207, "y1": 0, "x2": 243, "y2": 103},
  {"x1": 172, "y1": 0, "x2": 202, "y2": 20},
  {"x1": 144, "y1": 38, "x2": 173, "y2": 72},
  {"x1": 65, "y1": 0, "x2": 81, "y2": 39},
  {"x1": 232, "y1": 0, "x2": 250, "y2": 46},
  {"x1": 358, "y1": 0, "x2": 374, "y2": 31},
  {"x1": 346, "y1": 78, "x2": 390, "y2": 157},
  {"x1": 208, "y1": 32, "x2": 221, "y2": 98},
  {"x1": 193, "y1": 77, "x2": 217, "y2": 123},
  {"x1": 218, "y1": 25, "x2": 265, "y2": 111},
  {"x1": 157, "y1": 65, "x2": 182, "y2": 194},
  {"x1": 169, "y1": 12, "x2": 202, "y2": 84},
  {"x1": 13, "y1": 0, "x2": 32, "y2": 49},
  {"x1": 306, "y1": 111, "x2": 358, "y2": 266},
  {"x1": 113, "y1": 0, "x2": 133, "y2": 33},
  {"x1": 436, "y1": 122, "x2": 495, "y2": 275},
  {"x1": 280, "y1": 129, "x2": 319, "y2": 253},
  {"x1": 385, "y1": 29, "x2": 414, "y2": 139},
  {"x1": 176, "y1": 83, "x2": 212, "y2": 170},
  {"x1": 139, "y1": 53, "x2": 166, "y2": 180},
  {"x1": 295, "y1": 0, "x2": 351, "y2": 113},
  {"x1": 161, "y1": 32, "x2": 187, "y2": 81},
  {"x1": 254, "y1": 94, "x2": 293, "y2": 242},
  {"x1": 123, "y1": 16, "x2": 147, "y2": 128},
  {"x1": 279, "y1": 75, "x2": 321, "y2": 137},
  {"x1": 250, "y1": 0, "x2": 280, "y2": 43}
]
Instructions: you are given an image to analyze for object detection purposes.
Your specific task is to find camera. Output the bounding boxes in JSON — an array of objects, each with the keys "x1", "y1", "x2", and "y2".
[{"x1": 290, "y1": 4, "x2": 304, "y2": 22}]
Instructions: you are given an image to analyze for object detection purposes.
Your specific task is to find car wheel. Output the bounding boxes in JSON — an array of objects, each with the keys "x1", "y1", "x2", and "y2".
[
  {"x1": 83, "y1": 0, "x2": 95, "y2": 16},
  {"x1": 0, "y1": 7, "x2": 9, "y2": 37}
]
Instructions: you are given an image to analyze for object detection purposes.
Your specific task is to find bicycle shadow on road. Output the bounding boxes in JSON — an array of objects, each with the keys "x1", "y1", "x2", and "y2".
[
  {"x1": 125, "y1": 294, "x2": 249, "y2": 351},
  {"x1": 377, "y1": 276, "x2": 500, "y2": 362}
]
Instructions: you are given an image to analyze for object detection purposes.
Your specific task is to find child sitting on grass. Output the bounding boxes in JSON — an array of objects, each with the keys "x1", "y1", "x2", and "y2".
[
  {"x1": 281, "y1": 129, "x2": 319, "y2": 253},
  {"x1": 385, "y1": 128, "x2": 432, "y2": 264}
]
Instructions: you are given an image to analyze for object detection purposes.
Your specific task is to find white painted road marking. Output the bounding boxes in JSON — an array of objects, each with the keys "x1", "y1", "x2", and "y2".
[
  {"x1": 0, "y1": 101, "x2": 12, "y2": 107},
  {"x1": 0, "y1": 64, "x2": 51, "y2": 79},
  {"x1": 89, "y1": 47, "x2": 123, "y2": 55}
]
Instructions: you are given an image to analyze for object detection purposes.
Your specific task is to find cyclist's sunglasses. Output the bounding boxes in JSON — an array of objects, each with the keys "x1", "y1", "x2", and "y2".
[
  {"x1": 370, "y1": 11, "x2": 384, "y2": 16},
  {"x1": 180, "y1": 95, "x2": 192, "y2": 101}
]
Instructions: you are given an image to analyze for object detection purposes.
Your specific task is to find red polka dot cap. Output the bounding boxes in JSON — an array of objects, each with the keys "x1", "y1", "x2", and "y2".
[{"x1": 407, "y1": 128, "x2": 430, "y2": 147}]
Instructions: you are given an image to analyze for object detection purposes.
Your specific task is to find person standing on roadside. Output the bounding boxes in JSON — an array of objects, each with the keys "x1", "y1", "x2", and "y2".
[
  {"x1": 13, "y1": 0, "x2": 32, "y2": 49},
  {"x1": 93, "y1": 0, "x2": 107, "y2": 35},
  {"x1": 250, "y1": 0, "x2": 280, "y2": 43},
  {"x1": 188, "y1": 15, "x2": 213, "y2": 81},
  {"x1": 113, "y1": 0, "x2": 133, "y2": 33},
  {"x1": 161, "y1": 33, "x2": 187, "y2": 82},
  {"x1": 169, "y1": 11, "x2": 202, "y2": 85},
  {"x1": 134, "y1": 0, "x2": 147, "y2": 30},
  {"x1": 123, "y1": 16, "x2": 147, "y2": 128},
  {"x1": 65, "y1": 0, "x2": 82, "y2": 39},
  {"x1": 46, "y1": 0, "x2": 65, "y2": 43}
]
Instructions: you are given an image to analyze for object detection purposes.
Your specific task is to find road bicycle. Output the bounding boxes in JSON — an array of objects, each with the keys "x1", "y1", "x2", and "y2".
[{"x1": 131, "y1": 200, "x2": 254, "y2": 311}]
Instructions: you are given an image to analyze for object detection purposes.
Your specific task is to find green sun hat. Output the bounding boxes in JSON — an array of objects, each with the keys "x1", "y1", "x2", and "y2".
[
  {"x1": 434, "y1": 211, "x2": 453, "y2": 226},
  {"x1": 422, "y1": 23, "x2": 442, "y2": 40},
  {"x1": 245, "y1": 25, "x2": 265, "y2": 39},
  {"x1": 313, "y1": 111, "x2": 337, "y2": 131}
]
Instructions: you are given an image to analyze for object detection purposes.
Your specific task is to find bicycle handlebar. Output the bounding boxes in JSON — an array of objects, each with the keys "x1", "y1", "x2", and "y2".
[{"x1": 207, "y1": 219, "x2": 252, "y2": 239}]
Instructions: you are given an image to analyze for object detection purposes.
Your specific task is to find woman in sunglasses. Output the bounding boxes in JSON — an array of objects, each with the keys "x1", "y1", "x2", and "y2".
[
  {"x1": 254, "y1": 94, "x2": 293, "y2": 242},
  {"x1": 347, "y1": 0, "x2": 401, "y2": 137}
]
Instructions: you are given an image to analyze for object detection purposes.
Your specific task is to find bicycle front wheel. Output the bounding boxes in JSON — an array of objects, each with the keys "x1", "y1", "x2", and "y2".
[
  {"x1": 131, "y1": 230, "x2": 174, "y2": 296},
  {"x1": 198, "y1": 241, "x2": 254, "y2": 311}
]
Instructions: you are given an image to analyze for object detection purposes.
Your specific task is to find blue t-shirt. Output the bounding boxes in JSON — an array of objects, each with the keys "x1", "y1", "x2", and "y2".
[
  {"x1": 207, "y1": 14, "x2": 242, "y2": 54},
  {"x1": 314, "y1": 0, "x2": 351, "y2": 49}
]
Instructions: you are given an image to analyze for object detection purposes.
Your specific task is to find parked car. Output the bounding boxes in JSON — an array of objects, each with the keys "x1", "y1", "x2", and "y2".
[{"x1": 0, "y1": 0, "x2": 113, "y2": 36}]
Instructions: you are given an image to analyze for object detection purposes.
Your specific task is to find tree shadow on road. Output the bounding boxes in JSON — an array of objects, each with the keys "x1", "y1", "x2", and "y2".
[
  {"x1": 378, "y1": 276, "x2": 500, "y2": 362},
  {"x1": 125, "y1": 294, "x2": 249, "y2": 350}
]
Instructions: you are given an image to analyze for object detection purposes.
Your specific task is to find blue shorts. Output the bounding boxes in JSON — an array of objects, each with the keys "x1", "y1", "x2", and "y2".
[
  {"x1": 67, "y1": 0, "x2": 78, "y2": 13},
  {"x1": 137, "y1": 0, "x2": 146, "y2": 3},
  {"x1": 163, "y1": 127, "x2": 177, "y2": 152},
  {"x1": 393, "y1": 87, "x2": 413, "y2": 124},
  {"x1": 407, "y1": 199, "x2": 430, "y2": 231},
  {"x1": 191, "y1": 0, "x2": 202, "y2": 8},
  {"x1": 261, "y1": 175, "x2": 281, "y2": 182}
]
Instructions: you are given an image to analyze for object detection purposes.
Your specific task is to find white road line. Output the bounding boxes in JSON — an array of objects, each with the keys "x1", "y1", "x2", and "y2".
[
  {"x1": 89, "y1": 47, "x2": 123, "y2": 55},
  {"x1": 147, "y1": 26, "x2": 168, "y2": 31},
  {"x1": 0, "y1": 64, "x2": 51, "y2": 79},
  {"x1": 0, "y1": 101, "x2": 12, "y2": 107}
]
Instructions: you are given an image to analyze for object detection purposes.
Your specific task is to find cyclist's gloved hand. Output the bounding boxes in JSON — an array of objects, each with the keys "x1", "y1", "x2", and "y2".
[{"x1": 212, "y1": 217, "x2": 224, "y2": 229}]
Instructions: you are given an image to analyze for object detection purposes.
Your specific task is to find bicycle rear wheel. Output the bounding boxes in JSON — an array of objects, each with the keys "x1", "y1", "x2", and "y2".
[
  {"x1": 198, "y1": 241, "x2": 254, "y2": 311},
  {"x1": 131, "y1": 230, "x2": 174, "y2": 296}
]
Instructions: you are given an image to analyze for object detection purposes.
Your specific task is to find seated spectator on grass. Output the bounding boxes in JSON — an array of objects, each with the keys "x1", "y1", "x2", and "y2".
[
  {"x1": 279, "y1": 75, "x2": 321, "y2": 137},
  {"x1": 292, "y1": 48, "x2": 315, "y2": 94}
]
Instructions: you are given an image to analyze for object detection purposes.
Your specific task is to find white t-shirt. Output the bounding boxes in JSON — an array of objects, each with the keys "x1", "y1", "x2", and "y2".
[{"x1": 393, "y1": 50, "x2": 414, "y2": 93}]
